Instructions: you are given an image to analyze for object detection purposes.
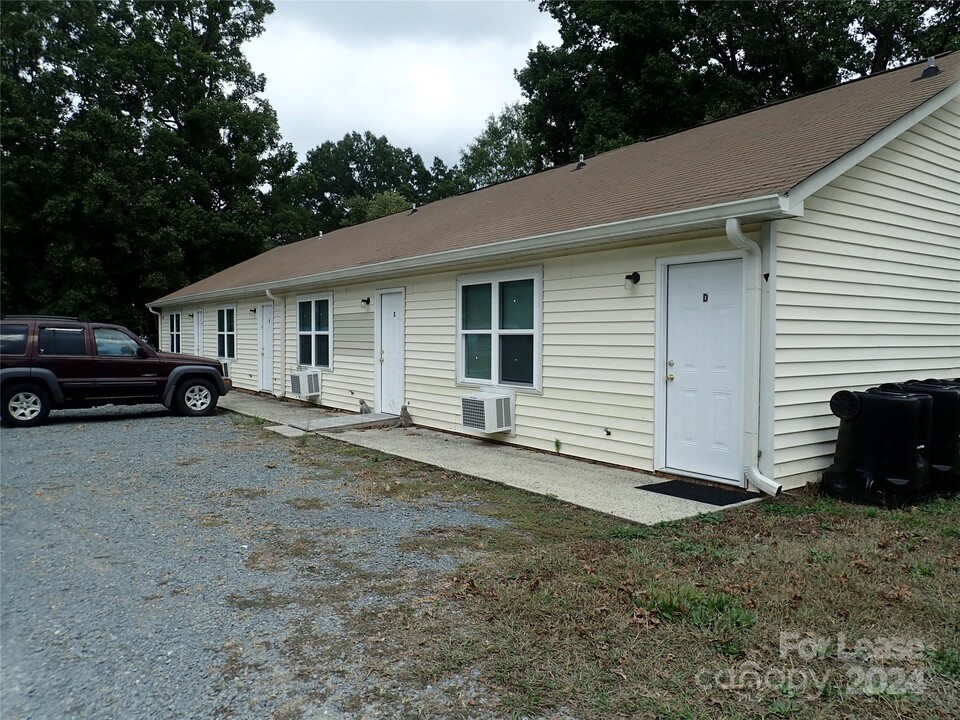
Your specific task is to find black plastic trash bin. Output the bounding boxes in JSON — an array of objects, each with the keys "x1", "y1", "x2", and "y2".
[
  {"x1": 823, "y1": 388, "x2": 933, "y2": 507},
  {"x1": 901, "y1": 379, "x2": 960, "y2": 497}
]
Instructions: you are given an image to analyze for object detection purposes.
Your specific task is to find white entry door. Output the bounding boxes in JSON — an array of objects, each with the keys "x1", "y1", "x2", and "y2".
[
  {"x1": 664, "y1": 259, "x2": 744, "y2": 483},
  {"x1": 194, "y1": 310, "x2": 204, "y2": 356},
  {"x1": 258, "y1": 303, "x2": 274, "y2": 392},
  {"x1": 377, "y1": 291, "x2": 405, "y2": 414}
]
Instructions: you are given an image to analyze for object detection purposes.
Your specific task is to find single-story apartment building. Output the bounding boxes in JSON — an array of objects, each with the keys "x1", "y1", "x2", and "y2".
[{"x1": 151, "y1": 53, "x2": 960, "y2": 496}]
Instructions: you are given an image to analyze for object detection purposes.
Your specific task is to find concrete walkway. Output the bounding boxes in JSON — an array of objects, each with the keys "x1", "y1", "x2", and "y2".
[
  {"x1": 218, "y1": 392, "x2": 760, "y2": 525},
  {"x1": 219, "y1": 393, "x2": 396, "y2": 432}
]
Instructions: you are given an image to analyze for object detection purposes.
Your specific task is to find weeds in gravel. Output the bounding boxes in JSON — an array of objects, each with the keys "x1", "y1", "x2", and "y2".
[
  {"x1": 229, "y1": 414, "x2": 267, "y2": 429},
  {"x1": 228, "y1": 487, "x2": 272, "y2": 499},
  {"x1": 284, "y1": 497, "x2": 329, "y2": 510},
  {"x1": 195, "y1": 513, "x2": 229, "y2": 527},
  {"x1": 246, "y1": 536, "x2": 316, "y2": 571},
  {"x1": 227, "y1": 588, "x2": 295, "y2": 610}
]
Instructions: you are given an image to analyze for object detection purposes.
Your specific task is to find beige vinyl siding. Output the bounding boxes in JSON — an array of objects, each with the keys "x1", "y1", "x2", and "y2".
[
  {"x1": 773, "y1": 97, "x2": 960, "y2": 485},
  {"x1": 402, "y1": 233, "x2": 730, "y2": 470},
  {"x1": 229, "y1": 301, "x2": 259, "y2": 390},
  {"x1": 404, "y1": 275, "x2": 456, "y2": 420},
  {"x1": 276, "y1": 286, "x2": 375, "y2": 408},
  {"x1": 179, "y1": 310, "x2": 195, "y2": 355},
  {"x1": 324, "y1": 302, "x2": 374, "y2": 411},
  {"x1": 178, "y1": 300, "x2": 258, "y2": 391}
]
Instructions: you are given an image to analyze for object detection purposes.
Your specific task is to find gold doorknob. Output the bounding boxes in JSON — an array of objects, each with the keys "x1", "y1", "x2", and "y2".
[{"x1": 666, "y1": 374, "x2": 675, "y2": 382}]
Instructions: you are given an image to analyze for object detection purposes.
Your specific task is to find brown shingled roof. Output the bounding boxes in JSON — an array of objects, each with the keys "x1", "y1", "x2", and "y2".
[{"x1": 157, "y1": 53, "x2": 958, "y2": 303}]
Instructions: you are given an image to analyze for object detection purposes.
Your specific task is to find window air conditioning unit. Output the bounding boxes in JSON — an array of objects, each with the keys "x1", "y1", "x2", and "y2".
[
  {"x1": 461, "y1": 392, "x2": 513, "y2": 433},
  {"x1": 290, "y1": 371, "x2": 321, "y2": 397}
]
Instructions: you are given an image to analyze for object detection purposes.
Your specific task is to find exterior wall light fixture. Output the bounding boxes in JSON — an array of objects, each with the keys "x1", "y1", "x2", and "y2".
[
  {"x1": 360, "y1": 297, "x2": 371, "y2": 308},
  {"x1": 624, "y1": 272, "x2": 641, "y2": 290}
]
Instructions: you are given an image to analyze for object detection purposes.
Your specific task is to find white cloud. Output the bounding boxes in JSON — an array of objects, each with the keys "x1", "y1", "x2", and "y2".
[{"x1": 244, "y1": 0, "x2": 559, "y2": 166}]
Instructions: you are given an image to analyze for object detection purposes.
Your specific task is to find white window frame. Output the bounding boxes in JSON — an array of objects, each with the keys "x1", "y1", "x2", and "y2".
[
  {"x1": 296, "y1": 293, "x2": 333, "y2": 370},
  {"x1": 168, "y1": 311, "x2": 181, "y2": 353},
  {"x1": 216, "y1": 305, "x2": 236, "y2": 360},
  {"x1": 456, "y1": 266, "x2": 542, "y2": 392}
]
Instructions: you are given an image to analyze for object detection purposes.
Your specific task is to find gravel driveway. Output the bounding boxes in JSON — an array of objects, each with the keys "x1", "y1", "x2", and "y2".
[{"x1": 1, "y1": 406, "x2": 503, "y2": 719}]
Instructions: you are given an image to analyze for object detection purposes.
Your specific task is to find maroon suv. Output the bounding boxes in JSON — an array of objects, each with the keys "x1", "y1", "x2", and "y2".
[{"x1": 0, "y1": 315, "x2": 231, "y2": 427}]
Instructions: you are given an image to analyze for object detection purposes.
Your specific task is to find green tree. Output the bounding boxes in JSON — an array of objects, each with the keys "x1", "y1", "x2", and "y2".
[
  {"x1": 423, "y1": 156, "x2": 474, "y2": 203},
  {"x1": 517, "y1": 0, "x2": 960, "y2": 166},
  {"x1": 459, "y1": 102, "x2": 542, "y2": 187},
  {"x1": 291, "y1": 131, "x2": 471, "y2": 234},
  {"x1": 342, "y1": 191, "x2": 413, "y2": 226},
  {"x1": 1, "y1": 0, "x2": 293, "y2": 333}
]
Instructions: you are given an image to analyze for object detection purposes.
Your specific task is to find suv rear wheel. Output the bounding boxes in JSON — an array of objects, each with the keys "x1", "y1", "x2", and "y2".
[
  {"x1": 175, "y1": 378, "x2": 217, "y2": 416},
  {"x1": 2, "y1": 384, "x2": 51, "y2": 427}
]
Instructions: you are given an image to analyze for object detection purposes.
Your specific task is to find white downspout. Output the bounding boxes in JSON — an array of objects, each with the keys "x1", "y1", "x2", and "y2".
[
  {"x1": 725, "y1": 218, "x2": 782, "y2": 497},
  {"x1": 265, "y1": 289, "x2": 285, "y2": 398},
  {"x1": 147, "y1": 306, "x2": 162, "y2": 350}
]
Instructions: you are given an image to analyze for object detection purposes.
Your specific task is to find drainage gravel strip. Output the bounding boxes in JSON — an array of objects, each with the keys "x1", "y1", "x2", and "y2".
[{"x1": 1, "y1": 406, "x2": 504, "y2": 719}]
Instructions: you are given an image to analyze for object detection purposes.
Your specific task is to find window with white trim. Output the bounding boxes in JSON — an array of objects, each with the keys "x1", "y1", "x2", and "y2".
[
  {"x1": 168, "y1": 312, "x2": 181, "y2": 353},
  {"x1": 217, "y1": 307, "x2": 236, "y2": 359},
  {"x1": 297, "y1": 294, "x2": 332, "y2": 369},
  {"x1": 457, "y1": 268, "x2": 541, "y2": 389}
]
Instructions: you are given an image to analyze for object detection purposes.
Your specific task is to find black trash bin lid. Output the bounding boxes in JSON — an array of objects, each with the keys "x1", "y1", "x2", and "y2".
[{"x1": 830, "y1": 390, "x2": 860, "y2": 420}]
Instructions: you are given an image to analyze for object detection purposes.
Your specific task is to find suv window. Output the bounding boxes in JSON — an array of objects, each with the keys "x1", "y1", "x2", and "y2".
[
  {"x1": 0, "y1": 324, "x2": 28, "y2": 355},
  {"x1": 94, "y1": 328, "x2": 141, "y2": 357},
  {"x1": 38, "y1": 327, "x2": 87, "y2": 355}
]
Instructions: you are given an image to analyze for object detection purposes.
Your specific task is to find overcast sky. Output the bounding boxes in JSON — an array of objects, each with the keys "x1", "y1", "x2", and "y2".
[{"x1": 244, "y1": 0, "x2": 560, "y2": 167}]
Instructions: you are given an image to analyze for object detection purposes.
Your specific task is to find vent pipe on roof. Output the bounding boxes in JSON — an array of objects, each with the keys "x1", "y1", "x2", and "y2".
[
  {"x1": 726, "y1": 218, "x2": 782, "y2": 498},
  {"x1": 575, "y1": 154, "x2": 586, "y2": 170},
  {"x1": 922, "y1": 56, "x2": 940, "y2": 78}
]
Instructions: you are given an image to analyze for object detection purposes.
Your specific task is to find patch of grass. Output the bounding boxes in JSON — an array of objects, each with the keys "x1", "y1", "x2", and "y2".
[
  {"x1": 246, "y1": 536, "x2": 315, "y2": 571},
  {"x1": 636, "y1": 582, "x2": 755, "y2": 632},
  {"x1": 229, "y1": 413, "x2": 267, "y2": 429},
  {"x1": 595, "y1": 524, "x2": 657, "y2": 540},
  {"x1": 910, "y1": 563, "x2": 935, "y2": 577},
  {"x1": 808, "y1": 549, "x2": 833, "y2": 564},
  {"x1": 929, "y1": 647, "x2": 960, "y2": 678},
  {"x1": 767, "y1": 698, "x2": 798, "y2": 716},
  {"x1": 196, "y1": 513, "x2": 229, "y2": 527},
  {"x1": 229, "y1": 487, "x2": 271, "y2": 499},
  {"x1": 668, "y1": 539, "x2": 731, "y2": 561},
  {"x1": 762, "y1": 493, "x2": 854, "y2": 518},
  {"x1": 284, "y1": 497, "x2": 329, "y2": 510}
]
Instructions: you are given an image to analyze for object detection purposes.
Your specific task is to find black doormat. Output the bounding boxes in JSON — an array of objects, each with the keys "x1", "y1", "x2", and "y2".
[{"x1": 636, "y1": 480, "x2": 759, "y2": 506}]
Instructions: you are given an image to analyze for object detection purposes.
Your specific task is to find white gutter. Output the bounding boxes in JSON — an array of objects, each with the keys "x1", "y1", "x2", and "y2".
[
  {"x1": 158, "y1": 194, "x2": 798, "y2": 305},
  {"x1": 146, "y1": 306, "x2": 162, "y2": 349},
  {"x1": 725, "y1": 218, "x2": 782, "y2": 497},
  {"x1": 265, "y1": 288, "x2": 285, "y2": 398}
]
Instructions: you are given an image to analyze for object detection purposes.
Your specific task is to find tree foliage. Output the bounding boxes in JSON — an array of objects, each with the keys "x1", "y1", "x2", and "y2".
[
  {"x1": 459, "y1": 103, "x2": 541, "y2": 187},
  {"x1": 517, "y1": 0, "x2": 960, "y2": 166},
  {"x1": 288, "y1": 131, "x2": 473, "y2": 235},
  {"x1": 1, "y1": 0, "x2": 293, "y2": 332}
]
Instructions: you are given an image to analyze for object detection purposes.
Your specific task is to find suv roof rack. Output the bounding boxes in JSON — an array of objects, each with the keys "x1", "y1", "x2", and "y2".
[{"x1": 1, "y1": 314, "x2": 87, "y2": 321}]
